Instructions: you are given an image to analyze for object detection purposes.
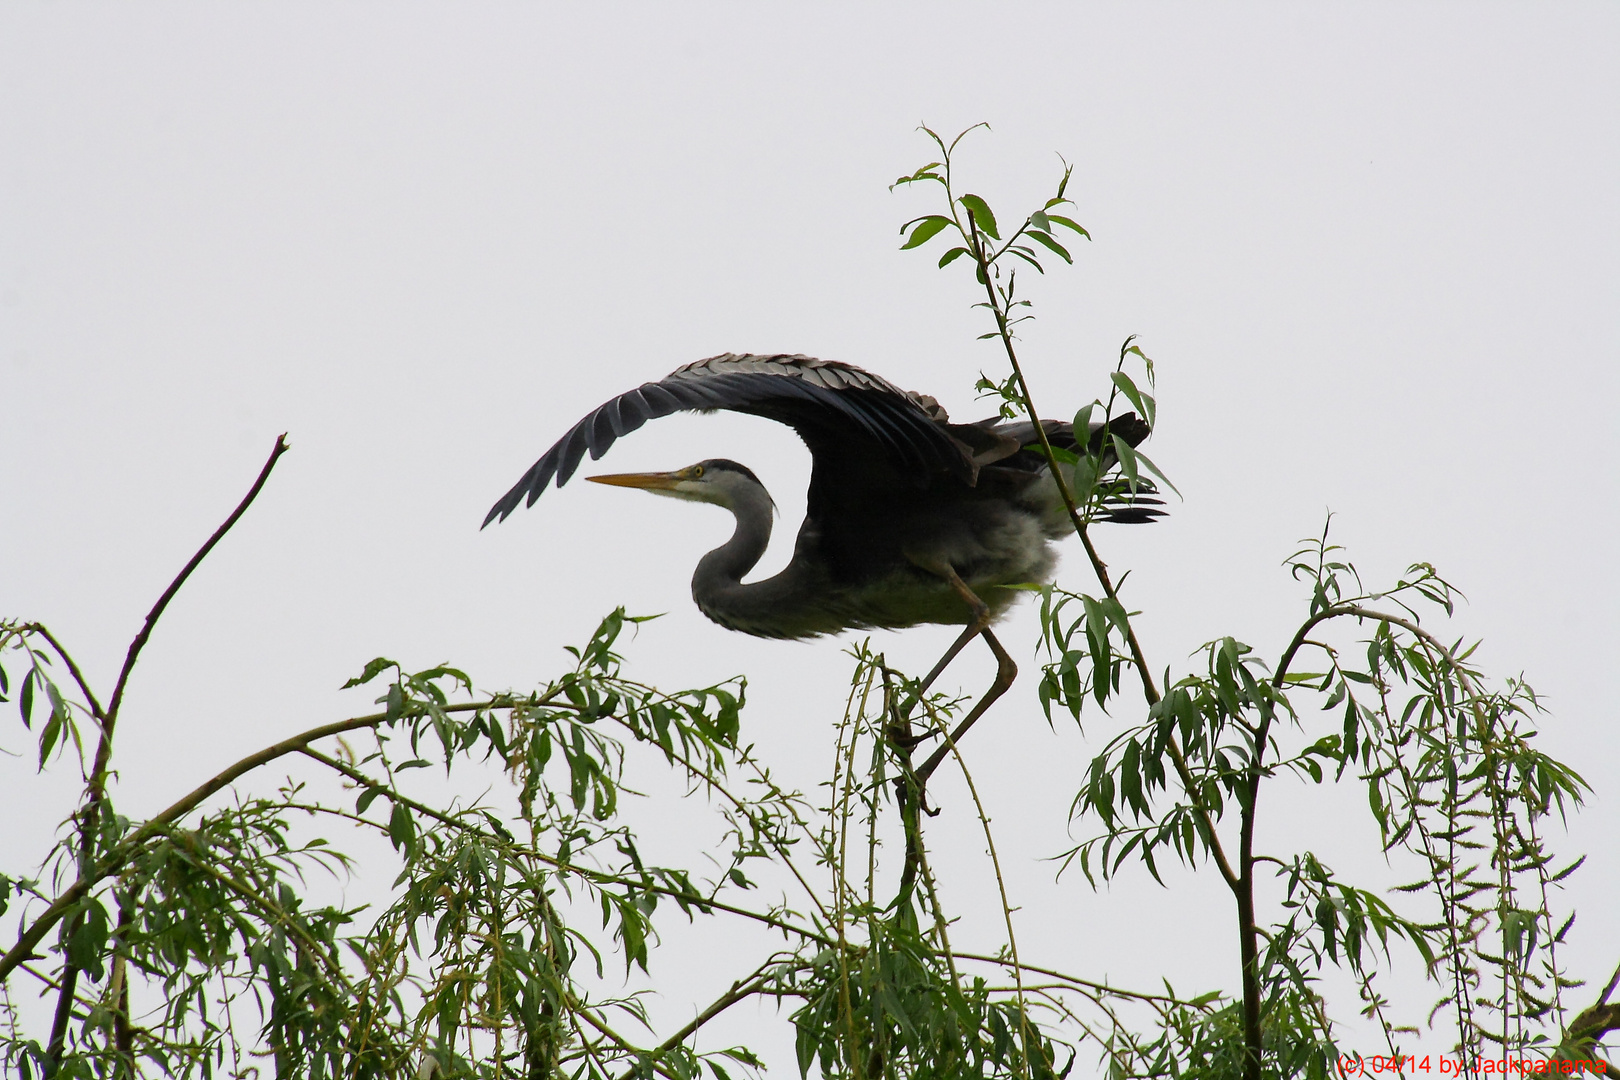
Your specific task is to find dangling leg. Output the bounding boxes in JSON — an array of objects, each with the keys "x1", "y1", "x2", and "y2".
[
  {"x1": 904, "y1": 554, "x2": 997, "y2": 691},
  {"x1": 917, "y1": 625, "x2": 1015, "y2": 782},
  {"x1": 896, "y1": 555, "x2": 1019, "y2": 777},
  {"x1": 887, "y1": 559, "x2": 1019, "y2": 905}
]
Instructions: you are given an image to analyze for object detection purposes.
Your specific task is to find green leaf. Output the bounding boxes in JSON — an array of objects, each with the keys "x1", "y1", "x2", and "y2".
[
  {"x1": 387, "y1": 800, "x2": 416, "y2": 854},
  {"x1": 1027, "y1": 228, "x2": 1072, "y2": 264},
  {"x1": 64, "y1": 898, "x2": 110, "y2": 980},
  {"x1": 1551, "y1": 855, "x2": 1586, "y2": 883},
  {"x1": 1029, "y1": 210, "x2": 1052, "y2": 233},
  {"x1": 938, "y1": 246, "x2": 969, "y2": 268},
  {"x1": 1109, "y1": 371, "x2": 1155, "y2": 429},
  {"x1": 1131, "y1": 448, "x2": 1182, "y2": 498},
  {"x1": 1110, "y1": 433, "x2": 1142, "y2": 489},
  {"x1": 343, "y1": 657, "x2": 399, "y2": 689},
  {"x1": 899, "y1": 215, "x2": 953, "y2": 250},
  {"x1": 958, "y1": 194, "x2": 1000, "y2": 239},
  {"x1": 19, "y1": 668, "x2": 34, "y2": 728},
  {"x1": 1045, "y1": 213, "x2": 1090, "y2": 238},
  {"x1": 891, "y1": 161, "x2": 944, "y2": 189},
  {"x1": 1009, "y1": 247, "x2": 1045, "y2": 273},
  {"x1": 1072, "y1": 403, "x2": 1096, "y2": 447},
  {"x1": 38, "y1": 707, "x2": 63, "y2": 768}
]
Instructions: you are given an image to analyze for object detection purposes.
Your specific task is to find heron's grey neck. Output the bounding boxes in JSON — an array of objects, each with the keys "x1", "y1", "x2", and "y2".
[
  {"x1": 691, "y1": 478, "x2": 841, "y2": 638},
  {"x1": 692, "y1": 483, "x2": 775, "y2": 602}
]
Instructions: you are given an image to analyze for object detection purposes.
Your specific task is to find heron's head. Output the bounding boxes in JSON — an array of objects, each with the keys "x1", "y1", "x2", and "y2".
[{"x1": 586, "y1": 458, "x2": 772, "y2": 512}]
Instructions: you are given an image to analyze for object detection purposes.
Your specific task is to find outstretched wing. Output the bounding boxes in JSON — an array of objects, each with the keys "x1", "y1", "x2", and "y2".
[{"x1": 483, "y1": 354, "x2": 974, "y2": 526}]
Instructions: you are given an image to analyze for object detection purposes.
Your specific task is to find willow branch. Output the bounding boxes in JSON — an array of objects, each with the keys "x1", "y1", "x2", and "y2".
[
  {"x1": 22, "y1": 624, "x2": 105, "y2": 721},
  {"x1": 99, "y1": 435, "x2": 289, "y2": 777},
  {"x1": 965, "y1": 225, "x2": 1243, "y2": 899},
  {"x1": 949, "y1": 952, "x2": 1203, "y2": 1007},
  {"x1": 569, "y1": 1002, "x2": 685, "y2": 1080},
  {"x1": 2, "y1": 705, "x2": 411, "y2": 983},
  {"x1": 298, "y1": 745, "x2": 834, "y2": 949},
  {"x1": 612, "y1": 960, "x2": 792, "y2": 1080}
]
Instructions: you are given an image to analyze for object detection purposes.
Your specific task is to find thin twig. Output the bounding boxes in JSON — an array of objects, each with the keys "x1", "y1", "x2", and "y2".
[
  {"x1": 44, "y1": 435, "x2": 289, "y2": 1074},
  {"x1": 23, "y1": 624, "x2": 105, "y2": 721},
  {"x1": 101, "y1": 435, "x2": 290, "y2": 774},
  {"x1": 917, "y1": 691, "x2": 1042, "y2": 1074},
  {"x1": 2, "y1": 706, "x2": 394, "y2": 982},
  {"x1": 948, "y1": 953, "x2": 1202, "y2": 1007},
  {"x1": 299, "y1": 744, "x2": 834, "y2": 948},
  {"x1": 611, "y1": 960, "x2": 793, "y2": 1080},
  {"x1": 1599, "y1": 961, "x2": 1620, "y2": 1009}
]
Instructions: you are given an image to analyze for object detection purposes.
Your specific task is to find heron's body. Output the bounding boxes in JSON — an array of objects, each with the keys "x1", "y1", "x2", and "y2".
[
  {"x1": 486, "y1": 354, "x2": 1161, "y2": 639},
  {"x1": 679, "y1": 458, "x2": 1062, "y2": 638}
]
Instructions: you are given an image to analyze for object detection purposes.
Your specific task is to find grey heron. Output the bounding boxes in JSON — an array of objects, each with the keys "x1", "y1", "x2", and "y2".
[{"x1": 486, "y1": 353, "x2": 1162, "y2": 772}]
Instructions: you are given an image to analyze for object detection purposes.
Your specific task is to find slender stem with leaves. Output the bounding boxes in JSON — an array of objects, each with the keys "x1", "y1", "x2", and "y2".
[{"x1": 893, "y1": 123, "x2": 1610, "y2": 1079}]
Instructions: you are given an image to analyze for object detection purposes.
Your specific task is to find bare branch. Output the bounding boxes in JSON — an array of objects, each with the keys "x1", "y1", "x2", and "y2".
[{"x1": 103, "y1": 434, "x2": 290, "y2": 749}]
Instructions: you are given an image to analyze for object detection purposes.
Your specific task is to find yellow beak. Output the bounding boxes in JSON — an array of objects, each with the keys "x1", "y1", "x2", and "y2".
[{"x1": 586, "y1": 470, "x2": 683, "y2": 491}]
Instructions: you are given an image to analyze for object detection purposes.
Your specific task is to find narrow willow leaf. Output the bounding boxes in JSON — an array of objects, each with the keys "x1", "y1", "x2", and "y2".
[
  {"x1": 958, "y1": 194, "x2": 1000, "y2": 239},
  {"x1": 38, "y1": 707, "x2": 63, "y2": 768},
  {"x1": 900, "y1": 215, "x2": 953, "y2": 250},
  {"x1": 1073, "y1": 403, "x2": 1096, "y2": 446},
  {"x1": 1010, "y1": 247, "x2": 1045, "y2": 273},
  {"x1": 1110, "y1": 433, "x2": 1141, "y2": 489},
  {"x1": 1108, "y1": 370, "x2": 1155, "y2": 428},
  {"x1": 1027, "y1": 228, "x2": 1073, "y2": 263},
  {"x1": 343, "y1": 656, "x2": 399, "y2": 689},
  {"x1": 1131, "y1": 448, "x2": 1182, "y2": 497},
  {"x1": 1045, "y1": 213, "x2": 1090, "y2": 237},
  {"x1": 1550, "y1": 855, "x2": 1586, "y2": 882}
]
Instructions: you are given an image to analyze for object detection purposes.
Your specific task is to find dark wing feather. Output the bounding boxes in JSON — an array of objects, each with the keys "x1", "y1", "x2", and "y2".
[
  {"x1": 484, "y1": 354, "x2": 971, "y2": 526},
  {"x1": 985, "y1": 413, "x2": 1168, "y2": 524},
  {"x1": 986, "y1": 412, "x2": 1152, "y2": 455}
]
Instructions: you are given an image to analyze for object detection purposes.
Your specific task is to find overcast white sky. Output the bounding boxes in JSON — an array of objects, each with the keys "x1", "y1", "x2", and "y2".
[{"x1": 3, "y1": 3, "x2": 1617, "y2": 1070}]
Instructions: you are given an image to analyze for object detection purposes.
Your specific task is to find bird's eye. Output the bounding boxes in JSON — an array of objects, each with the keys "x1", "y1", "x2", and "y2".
[{"x1": 691, "y1": 465, "x2": 705, "y2": 478}]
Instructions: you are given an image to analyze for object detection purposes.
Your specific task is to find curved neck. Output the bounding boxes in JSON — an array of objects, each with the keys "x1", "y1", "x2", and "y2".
[
  {"x1": 693, "y1": 483, "x2": 774, "y2": 593},
  {"x1": 693, "y1": 482, "x2": 822, "y2": 634}
]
